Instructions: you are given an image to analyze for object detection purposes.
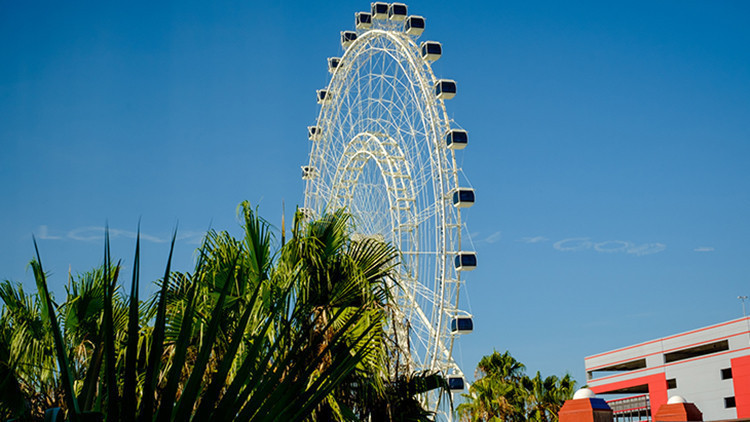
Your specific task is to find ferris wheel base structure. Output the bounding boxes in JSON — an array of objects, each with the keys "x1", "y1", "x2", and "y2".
[{"x1": 302, "y1": 3, "x2": 477, "y2": 418}]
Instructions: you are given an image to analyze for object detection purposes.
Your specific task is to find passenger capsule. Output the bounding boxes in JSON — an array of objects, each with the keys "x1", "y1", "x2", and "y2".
[
  {"x1": 341, "y1": 31, "x2": 357, "y2": 49},
  {"x1": 446, "y1": 129, "x2": 468, "y2": 150},
  {"x1": 308, "y1": 126, "x2": 322, "y2": 141},
  {"x1": 371, "y1": 2, "x2": 388, "y2": 19},
  {"x1": 388, "y1": 3, "x2": 408, "y2": 21},
  {"x1": 450, "y1": 316, "x2": 474, "y2": 334},
  {"x1": 435, "y1": 79, "x2": 456, "y2": 100},
  {"x1": 448, "y1": 375, "x2": 465, "y2": 392},
  {"x1": 316, "y1": 89, "x2": 332, "y2": 105},
  {"x1": 301, "y1": 166, "x2": 317, "y2": 180},
  {"x1": 452, "y1": 188, "x2": 475, "y2": 208},
  {"x1": 454, "y1": 252, "x2": 477, "y2": 271},
  {"x1": 298, "y1": 207, "x2": 314, "y2": 220},
  {"x1": 355, "y1": 12, "x2": 373, "y2": 29},
  {"x1": 404, "y1": 16, "x2": 425, "y2": 36},
  {"x1": 420, "y1": 41, "x2": 442, "y2": 61},
  {"x1": 328, "y1": 57, "x2": 341, "y2": 73}
]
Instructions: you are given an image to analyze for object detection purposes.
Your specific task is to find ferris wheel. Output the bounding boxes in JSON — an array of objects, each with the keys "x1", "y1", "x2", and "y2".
[{"x1": 302, "y1": 2, "x2": 476, "y2": 416}]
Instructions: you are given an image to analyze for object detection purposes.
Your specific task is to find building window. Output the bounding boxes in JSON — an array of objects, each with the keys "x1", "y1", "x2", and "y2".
[
  {"x1": 589, "y1": 358, "x2": 647, "y2": 380},
  {"x1": 667, "y1": 378, "x2": 677, "y2": 389},
  {"x1": 721, "y1": 368, "x2": 732, "y2": 380},
  {"x1": 663, "y1": 340, "x2": 729, "y2": 363},
  {"x1": 725, "y1": 397, "x2": 736, "y2": 408}
]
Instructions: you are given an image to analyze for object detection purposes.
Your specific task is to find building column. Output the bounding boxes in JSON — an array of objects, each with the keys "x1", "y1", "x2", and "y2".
[{"x1": 731, "y1": 355, "x2": 750, "y2": 418}]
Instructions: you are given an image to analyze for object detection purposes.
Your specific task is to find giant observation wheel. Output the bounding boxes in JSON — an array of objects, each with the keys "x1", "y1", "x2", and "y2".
[{"x1": 303, "y1": 2, "x2": 476, "y2": 416}]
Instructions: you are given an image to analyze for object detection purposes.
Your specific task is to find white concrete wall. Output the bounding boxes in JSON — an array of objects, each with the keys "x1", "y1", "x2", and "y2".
[{"x1": 584, "y1": 317, "x2": 750, "y2": 421}]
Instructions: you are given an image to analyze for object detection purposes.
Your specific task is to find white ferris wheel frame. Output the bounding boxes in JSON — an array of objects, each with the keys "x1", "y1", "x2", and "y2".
[{"x1": 303, "y1": 9, "x2": 473, "y2": 417}]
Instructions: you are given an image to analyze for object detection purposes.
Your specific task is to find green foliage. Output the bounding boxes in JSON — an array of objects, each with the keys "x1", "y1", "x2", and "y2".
[
  {"x1": 457, "y1": 350, "x2": 576, "y2": 422},
  {"x1": 0, "y1": 204, "x2": 446, "y2": 421}
]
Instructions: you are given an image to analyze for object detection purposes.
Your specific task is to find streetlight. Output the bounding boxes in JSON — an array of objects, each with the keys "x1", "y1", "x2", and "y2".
[{"x1": 740, "y1": 296, "x2": 750, "y2": 344}]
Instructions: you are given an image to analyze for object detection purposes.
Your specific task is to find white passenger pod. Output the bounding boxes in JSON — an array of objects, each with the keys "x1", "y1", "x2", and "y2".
[
  {"x1": 435, "y1": 79, "x2": 456, "y2": 100},
  {"x1": 301, "y1": 166, "x2": 317, "y2": 180},
  {"x1": 448, "y1": 375, "x2": 465, "y2": 392},
  {"x1": 450, "y1": 316, "x2": 474, "y2": 334},
  {"x1": 445, "y1": 129, "x2": 468, "y2": 150},
  {"x1": 316, "y1": 89, "x2": 332, "y2": 105},
  {"x1": 420, "y1": 41, "x2": 442, "y2": 61},
  {"x1": 328, "y1": 57, "x2": 341, "y2": 73},
  {"x1": 452, "y1": 188, "x2": 475, "y2": 208},
  {"x1": 404, "y1": 16, "x2": 425, "y2": 36},
  {"x1": 355, "y1": 12, "x2": 372, "y2": 29},
  {"x1": 454, "y1": 252, "x2": 477, "y2": 271},
  {"x1": 388, "y1": 3, "x2": 408, "y2": 21},
  {"x1": 341, "y1": 31, "x2": 357, "y2": 49},
  {"x1": 307, "y1": 126, "x2": 322, "y2": 141},
  {"x1": 371, "y1": 2, "x2": 388, "y2": 19}
]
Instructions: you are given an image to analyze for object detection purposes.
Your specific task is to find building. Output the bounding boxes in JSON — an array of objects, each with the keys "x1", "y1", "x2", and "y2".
[{"x1": 585, "y1": 317, "x2": 750, "y2": 421}]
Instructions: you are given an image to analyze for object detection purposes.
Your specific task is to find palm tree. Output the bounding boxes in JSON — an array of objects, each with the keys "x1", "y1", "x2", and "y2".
[
  {"x1": 458, "y1": 350, "x2": 528, "y2": 422},
  {"x1": 523, "y1": 373, "x2": 576, "y2": 422},
  {"x1": 477, "y1": 350, "x2": 526, "y2": 383},
  {"x1": 0, "y1": 279, "x2": 59, "y2": 418},
  {"x1": 0, "y1": 203, "x2": 427, "y2": 421},
  {"x1": 457, "y1": 350, "x2": 576, "y2": 422}
]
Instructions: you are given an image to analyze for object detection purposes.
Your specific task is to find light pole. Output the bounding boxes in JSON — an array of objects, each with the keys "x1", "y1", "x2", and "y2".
[{"x1": 740, "y1": 296, "x2": 750, "y2": 344}]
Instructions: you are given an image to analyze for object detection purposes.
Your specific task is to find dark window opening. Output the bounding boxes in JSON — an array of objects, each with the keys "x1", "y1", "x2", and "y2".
[
  {"x1": 390, "y1": 5, "x2": 407, "y2": 16},
  {"x1": 455, "y1": 254, "x2": 476, "y2": 268},
  {"x1": 407, "y1": 18, "x2": 424, "y2": 29},
  {"x1": 422, "y1": 43, "x2": 442, "y2": 57},
  {"x1": 663, "y1": 340, "x2": 729, "y2": 363},
  {"x1": 458, "y1": 190, "x2": 474, "y2": 202},
  {"x1": 667, "y1": 378, "x2": 677, "y2": 389},
  {"x1": 592, "y1": 358, "x2": 647, "y2": 374},
  {"x1": 357, "y1": 13, "x2": 371, "y2": 24},
  {"x1": 721, "y1": 368, "x2": 733, "y2": 380},
  {"x1": 372, "y1": 3, "x2": 388, "y2": 15},
  {"x1": 725, "y1": 397, "x2": 736, "y2": 408},
  {"x1": 451, "y1": 318, "x2": 473, "y2": 333},
  {"x1": 448, "y1": 376, "x2": 464, "y2": 390},
  {"x1": 602, "y1": 384, "x2": 649, "y2": 395}
]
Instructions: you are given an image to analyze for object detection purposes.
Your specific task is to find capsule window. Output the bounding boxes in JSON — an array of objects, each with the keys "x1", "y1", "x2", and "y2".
[
  {"x1": 308, "y1": 126, "x2": 322, "y2": 141},
  {"x1": 298, "y1": 207, "x2": 314, "y2": 220},
  {"x1": 452, "y1": 188, "x2": 475, "y2": 208},
  {"x1": 317, "y1": 89, "x2": 332, "y2": 104},
  {"x1": 371, "y1": 2, "x2": 388, "y2": 19},
  {"x1": 448, "y1": 376, "x2": 465, "y2": 391},
  {"x1": 388, "y1": 3, "x2": 408, "y2": 21},
  {"x1": 405, "y1": 16, "x2": 425, "y2": 36},
  {"x1": 435, "y1": 79, "x2": 456, "y2": 100},
  {"x1": 454, "y1": 253, "x2": 477, "y2": 271},
  {"x1": 301, "y1": 166, "x2": 317, "y2": 180},
  {"x1": 420, "y1": 41, "x2": 442, "y2": 61},
  {"x1": 446, "y1": 129, "x2": 468, "y2": 150},
  {"x1": 356, "y1": 12, "x2": 372, "y2": 29},
  {"x1": 341, "y1": 31, "x2": 357, "y2": 49},
  {"x1": 328, "y1": 57, "x2": 341, "y2": 73},
  {"x1": 451, "y1": 317, "x2": 474, "y2": 334}
]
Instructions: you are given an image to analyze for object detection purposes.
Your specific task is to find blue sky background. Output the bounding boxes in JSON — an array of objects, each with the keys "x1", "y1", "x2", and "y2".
[{"x1": 2, "y1": 0, "x2": 750, "y2": 385}]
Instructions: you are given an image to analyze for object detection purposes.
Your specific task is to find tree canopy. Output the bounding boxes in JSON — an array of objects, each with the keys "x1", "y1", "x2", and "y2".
[
  {"x1": 457, "y1": 350, "x2": 576, "y2": 422},
  {"x1": 0, "y1": 204, "x2": 446, "y2": 421}
]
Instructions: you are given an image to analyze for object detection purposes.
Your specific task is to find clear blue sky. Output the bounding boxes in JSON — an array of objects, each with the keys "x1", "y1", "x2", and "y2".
[{"x1": 2, "y1": 0, "x2": 750, "y2": 385}]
